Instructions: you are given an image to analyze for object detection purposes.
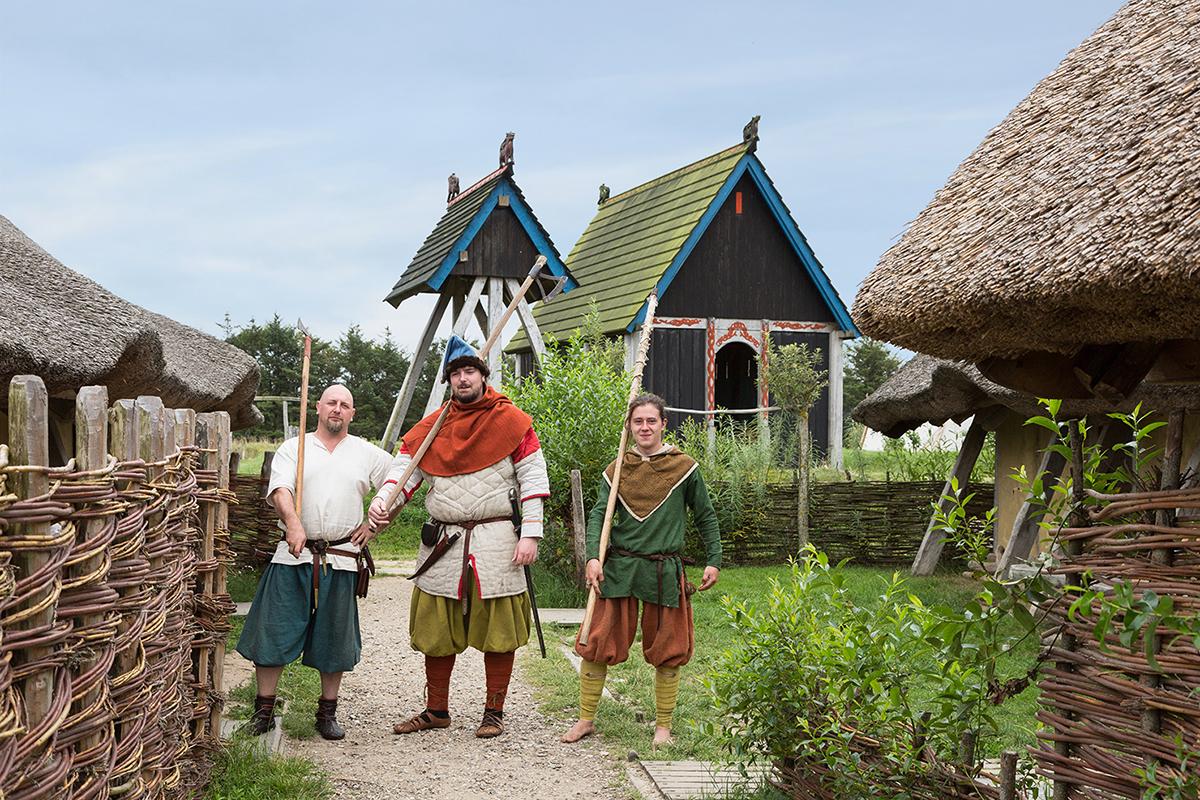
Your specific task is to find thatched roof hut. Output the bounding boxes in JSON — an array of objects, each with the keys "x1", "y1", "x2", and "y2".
[
  {"x1": 853, "y1": 354, "x2": 1200, "y2": 438},
  {"x1": 0, "y1": 214, "x2": 262, "y2": 429},
  {"x1": 854, "y1": 0, "x2": 1200, "y2": 400}
]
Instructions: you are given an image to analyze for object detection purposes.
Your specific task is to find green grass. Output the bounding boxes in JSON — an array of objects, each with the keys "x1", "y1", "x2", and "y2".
[
  {"x1": 233, "y1": 437, "x2": 281, "y2": 477},
  {"x1": 205, "y1": 738, "x2": 332, "y2": 800},
  {"x1": 527, "y1": 563, "x2": 1043, "y2": 767}
]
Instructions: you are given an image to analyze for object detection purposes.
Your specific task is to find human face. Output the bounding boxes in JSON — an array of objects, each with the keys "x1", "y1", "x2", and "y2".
[
  {"x1": 317, "y1": 386, "x2": 355, "y2": 435},
  {"x1": 629, "y1": 403, "x2": 666, "y2": 456},
  {"x1": 450, "y1": 365, "x2": 485, "y2": 404}
]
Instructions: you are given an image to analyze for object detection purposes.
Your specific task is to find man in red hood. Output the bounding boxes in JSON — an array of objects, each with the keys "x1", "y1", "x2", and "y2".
[{"x1": 370, "y1": 336, "x2": 549, "y2": 738}]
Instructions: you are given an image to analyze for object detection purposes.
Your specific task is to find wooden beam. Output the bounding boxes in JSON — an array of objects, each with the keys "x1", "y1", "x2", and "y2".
[
  {"x1": 381, "y1": 292, "x2": 451, "y2": 452},
  {"x1": 911, "y1": 417, "x2": 987, "y2": 576},
  {"x1": 997, "y1": 432, "x2": 1067, "y2": 576},
  {"x1": 506, "y1": 278, "x2": 546, "y2": 367},
  {"x1": 1073, "y1": 341, "x2": 1164, "y2": 402}
]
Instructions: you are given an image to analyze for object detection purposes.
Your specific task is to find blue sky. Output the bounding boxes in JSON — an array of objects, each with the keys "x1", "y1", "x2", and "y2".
[{"x1": 1, "y1": 0, "x2": 1124, "y2": 352}]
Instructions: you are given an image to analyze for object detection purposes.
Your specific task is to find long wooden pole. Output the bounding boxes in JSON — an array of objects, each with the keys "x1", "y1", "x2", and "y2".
[
  {"x1": 577, "y1": 289, "x2": 658, "y2": 646},
  {"x1": 377, "y1": 256, "x2": 548, "y2": 521},
  {"x1": 295, "y1": 322, "x2": 312, "y2": 516}
]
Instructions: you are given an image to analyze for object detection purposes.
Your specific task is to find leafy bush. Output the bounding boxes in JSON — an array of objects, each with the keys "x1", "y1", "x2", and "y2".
[
  {"x1": 504, "y1": 307, "x2": 629, "y2": 589},
  {"x1": 705, "y1": 491, "x2": 1054, "y2": 797}
]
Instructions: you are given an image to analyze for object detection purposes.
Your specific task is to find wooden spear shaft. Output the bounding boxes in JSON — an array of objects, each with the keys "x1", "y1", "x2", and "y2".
[
  {"x1": 377, "y1": 256, "x2": 548, "y2": 521},
  {"x1": 295, "y1": 322, "x2": 312, "y2": 516},
  {"x1": 578, "y1": 288, "x2": 658, "y2": 646}
]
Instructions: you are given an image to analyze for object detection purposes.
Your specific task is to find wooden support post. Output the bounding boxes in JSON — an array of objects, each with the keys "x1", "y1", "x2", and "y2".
[
  {"x1": 997, "y1": 433, "x2": 1067, "y2": 577},
  {"x1": 570, "y1": 469, "x2": 587, "y2": 589},
  {"x1": 7, "y1": 376, "x2": 55, "y2": 741},
  {"x1": 197, "y1": 412, "x2": 231, "y2": 736},
  {"x1": 381, "y1": 292, "x2": 452, "y2": 452},
  {"x1": 1052, "y1": 421, "x2": 1088, "y2": 800},
  {"x1": 911, "y1": 417, "x2": 987, "y2": 576},
  {"x1": 999, "y1": 750, "x2": 1018, "y2": 800},
  {"x1": 1140, "y1": 409, "x2": 1183, "y2": 761},
  {"x1": 487, "y1": 276, "x2": 504, "y2": 387},
  {"x1": 73, "y1": 386, "x2": 111, "y2": 760},
  {"x1": 826, "y1": 330, "x2": 845, "y2": 471}
]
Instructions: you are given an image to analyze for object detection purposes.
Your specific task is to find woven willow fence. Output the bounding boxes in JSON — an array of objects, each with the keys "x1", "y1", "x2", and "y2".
[
  {"x1": 0, "y1": 376, "x2": 234, "y2": 800},
  {"x1": 1033, "y1": 416, "x2": 1199, "y2": 799},
  {"x1": 715, "y1": 480, "x2": 994, "y2": 567}
]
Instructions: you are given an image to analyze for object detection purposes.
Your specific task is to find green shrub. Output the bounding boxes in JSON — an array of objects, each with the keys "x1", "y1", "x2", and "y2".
[{"x1": 504, "y1": 307, "x2": 629, "y2": 590}]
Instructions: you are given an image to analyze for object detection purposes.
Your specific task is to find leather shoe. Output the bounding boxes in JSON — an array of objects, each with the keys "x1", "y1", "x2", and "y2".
[
  {"x1": 315, "y1": 697, "x2": 345, "y2": 740},
  {"x1": 476, "y1": 709, "x2": 504, "y2": 738},
  {"x1": 236, "y1": 695, "x2": 276, "y2": 737},
  {"x1": 393, "y1": 710, "x2": 452, "y2": 734}
]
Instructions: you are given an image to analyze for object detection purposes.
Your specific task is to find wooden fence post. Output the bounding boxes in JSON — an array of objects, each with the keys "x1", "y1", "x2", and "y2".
[
  {"x1": 7, "y1": 376, "x2": 55, "y2": 755},
  {"x1": 71, "y1": 386, "x2": 112, "y2": 764},
  {"x1": 196, "y1": 411, "x2": 231, "y2": 736}
]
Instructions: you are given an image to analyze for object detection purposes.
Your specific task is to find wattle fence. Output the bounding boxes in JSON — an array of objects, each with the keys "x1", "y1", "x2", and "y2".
[
  {"x1": 0, "y1": 376, "x2": 234, "y2": 800},
  {"x1": 712, "y1": 479, "x2": 994, "y2": 567}
]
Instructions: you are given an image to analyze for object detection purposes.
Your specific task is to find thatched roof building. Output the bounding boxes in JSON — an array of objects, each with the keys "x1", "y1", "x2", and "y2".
[
  {"x1": 853, "y1": 354, "x2": 1200, "y2": 438},
  {"x1": 854, "y1": 0, "x2": 1200, "y2": 400},
  {"x1": 0, "y1": 214, "x2": 262, "y2": 430}
]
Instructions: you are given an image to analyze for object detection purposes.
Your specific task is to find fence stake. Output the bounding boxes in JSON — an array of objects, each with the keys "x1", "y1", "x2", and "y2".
[
  {"x1": 7, "y1": 376, "x2": 55, "y2": 741},
  {"x1": 72, "y1": 386, "x2": 111, "y2": 762},
  {"x1": 1000, "y1": 750, "x2": 1018, "y2": 800}
]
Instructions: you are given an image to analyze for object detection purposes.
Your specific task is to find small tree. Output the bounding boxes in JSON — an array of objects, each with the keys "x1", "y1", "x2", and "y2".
[
  {"x1": 764, "y1": 339, "x2": 827, "y2": 550},
  {"x1": 843, "y1": 337, "x2": 901, "y2": 442}
]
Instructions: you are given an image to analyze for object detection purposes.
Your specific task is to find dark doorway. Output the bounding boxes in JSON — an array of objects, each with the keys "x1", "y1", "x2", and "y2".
[{"x1": 714, "y1": 342, "x2": 758, "y2": 425}]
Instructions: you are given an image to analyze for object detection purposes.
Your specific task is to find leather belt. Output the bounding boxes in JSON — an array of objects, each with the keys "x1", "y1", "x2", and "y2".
[
  {"x1": 302, "y1": 536, "x2": 364, "y2": 609},
  {"x1": 430, "y1": 515, "x2": 512, "y2": 615},
  {"x1": 611, "y1": 549, "x2": 696, "y2": 629}
]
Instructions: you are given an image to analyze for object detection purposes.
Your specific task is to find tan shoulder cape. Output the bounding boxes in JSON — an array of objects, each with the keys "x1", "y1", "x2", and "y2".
[{"x1": 603, "y1": 447, "x2": 698, "y2": 522}]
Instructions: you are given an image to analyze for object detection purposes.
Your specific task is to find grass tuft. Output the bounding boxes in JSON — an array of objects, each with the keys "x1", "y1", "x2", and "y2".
[{"x1": 205, "y1": 738, "x2": 333, "y2": 800}]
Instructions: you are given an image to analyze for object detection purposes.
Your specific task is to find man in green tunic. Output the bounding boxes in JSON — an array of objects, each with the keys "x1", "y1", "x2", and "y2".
[{"x1": 562, "y1": 393, "x2": 721, "y2": 747}]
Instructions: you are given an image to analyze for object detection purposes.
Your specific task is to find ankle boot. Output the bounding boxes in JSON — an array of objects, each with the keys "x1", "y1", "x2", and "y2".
[
  {"x1": 237, "y1": 695, "x2": 276, "y2": 737},
  {"x1": 315, "y1": 697, "x2": 345, "y2": 740}
]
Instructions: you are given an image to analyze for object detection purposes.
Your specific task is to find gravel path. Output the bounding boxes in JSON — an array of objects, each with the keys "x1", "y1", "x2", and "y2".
[{"x1": 235, "y1": 563, "x2": 642, "y2": 799}]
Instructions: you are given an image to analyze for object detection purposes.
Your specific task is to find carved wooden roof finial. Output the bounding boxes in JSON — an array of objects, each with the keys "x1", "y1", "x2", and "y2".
[
  {"x1": 447, "y1": 173, "x2": 460, "y2": 204},
  {"x1": 500, "y1": 132, "x2": 514, "y2": 168}
]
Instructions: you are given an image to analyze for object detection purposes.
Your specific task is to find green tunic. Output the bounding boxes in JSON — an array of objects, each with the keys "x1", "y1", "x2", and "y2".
[{"x1": 586, "y1": 450, "x2": 721, "y2": 608}]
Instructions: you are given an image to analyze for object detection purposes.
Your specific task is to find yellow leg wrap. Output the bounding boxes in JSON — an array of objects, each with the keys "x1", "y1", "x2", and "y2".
[
  {"x1": 654, "y1": 667, "x2": 681, "y2": 729},
  {"x1": 579, "y1": 660, "x2": 607, "y2": 721}
]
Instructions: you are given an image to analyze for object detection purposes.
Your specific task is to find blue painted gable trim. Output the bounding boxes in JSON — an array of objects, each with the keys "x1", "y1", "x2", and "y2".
[
  {"x1": 429, "y1": 177, "x2": 574, "y2": 292},
  {"x1": 628, "y1": 155, "x2": 858, "y2": 335}
]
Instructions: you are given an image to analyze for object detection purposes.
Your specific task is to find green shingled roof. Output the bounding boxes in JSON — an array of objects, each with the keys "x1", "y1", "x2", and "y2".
[{"x1": 508, "y1": 141, "x2": 752, "y2": 351}]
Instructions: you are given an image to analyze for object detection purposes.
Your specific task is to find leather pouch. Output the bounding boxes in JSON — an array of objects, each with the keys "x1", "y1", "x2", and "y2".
[
  {"x1": 355, "y1": 546, "x2": 376, "y2": 598},
  {"x1": 421, "y1": 519, "x2": 443, "y2": 548}
]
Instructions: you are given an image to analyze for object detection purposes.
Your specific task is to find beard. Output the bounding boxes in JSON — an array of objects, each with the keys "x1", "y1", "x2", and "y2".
[
  {"x1": 322, "y1": 417, "x2": 345, "y2": 435},
  {"x1": 453, "y1": 384, "x2": 484, "y2": 404}
]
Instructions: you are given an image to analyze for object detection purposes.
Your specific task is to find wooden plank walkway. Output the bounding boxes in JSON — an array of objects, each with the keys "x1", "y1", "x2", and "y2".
[{"x1": 639, "y1": 761, "x2": 768, "y2": 799}]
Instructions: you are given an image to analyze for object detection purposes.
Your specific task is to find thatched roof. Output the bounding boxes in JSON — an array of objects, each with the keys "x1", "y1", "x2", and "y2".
[
  {"x1": 0, "y1": 214, "x2": 262, "y2": 429},
  {"x1": 854, "y1": 0, "x2": 1200, "y2": 397},
  {"x1": 853, "y1": 353, "x2": 1200, "y2": 438}
]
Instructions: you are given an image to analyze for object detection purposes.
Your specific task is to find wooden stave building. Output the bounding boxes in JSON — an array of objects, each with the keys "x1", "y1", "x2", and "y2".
[
  {"x1": 508, "y1": 135, "x2": 858, "y2": 466},
  {"x1": 380, "y1": 160, "x2": 576, "y2": 452}
]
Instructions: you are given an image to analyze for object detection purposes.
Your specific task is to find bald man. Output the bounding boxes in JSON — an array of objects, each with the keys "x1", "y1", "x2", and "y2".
[{"x1": 236, "y1": 384, "x2": 394, "y2": 740}]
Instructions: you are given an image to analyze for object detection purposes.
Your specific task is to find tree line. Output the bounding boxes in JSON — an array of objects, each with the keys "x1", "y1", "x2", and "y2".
[
  {"x1": 221, "y1": 315, "x2": 442, "y2": 443},
  {"x1": 224, "y1": 314, "x2": 901, "y2": 448}
]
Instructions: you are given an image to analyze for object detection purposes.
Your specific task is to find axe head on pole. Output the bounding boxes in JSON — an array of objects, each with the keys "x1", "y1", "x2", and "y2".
[
  {"x1": 296, "y1": 318, "x2": 312, "y2": 340},
  {"x1": 526, "y1": 255, "x2": 568, "y2": 304}
]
